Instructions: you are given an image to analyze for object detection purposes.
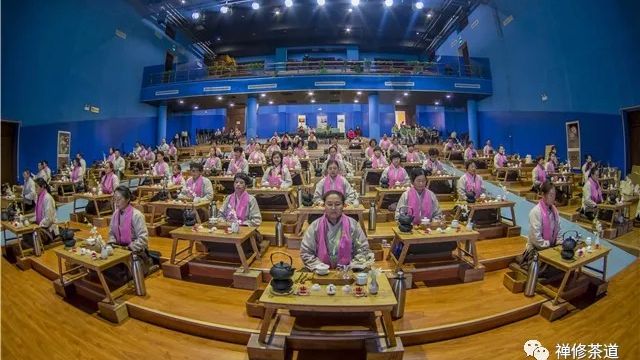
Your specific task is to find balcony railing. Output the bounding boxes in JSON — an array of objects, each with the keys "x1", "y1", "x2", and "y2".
[{"x1": 143, "y1": 60, "x2": 489, "y2": 86}]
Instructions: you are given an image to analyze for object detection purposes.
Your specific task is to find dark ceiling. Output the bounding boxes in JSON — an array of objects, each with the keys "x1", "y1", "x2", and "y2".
[{"x1": 130, "y1": 0, "x2": 478, "y2": 58}]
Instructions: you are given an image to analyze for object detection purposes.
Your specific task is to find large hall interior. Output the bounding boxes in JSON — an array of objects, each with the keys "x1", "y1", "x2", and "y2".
[{"x1": 1, "y1": 0, "x2": 639, "y2": 359}]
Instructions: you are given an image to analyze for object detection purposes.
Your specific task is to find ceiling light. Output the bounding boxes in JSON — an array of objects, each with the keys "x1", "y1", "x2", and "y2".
[
  {"x1": 384, "y1": 0, "x2": 393, "y2": 7},
  {"x1": 229, "y1": 102, "x2": 235, "y2": 107},
  {"x1": 434, "y1": 101, "x2": 440, "y2": 105},
  {"x1": 216, "y1": 36, "x2": 221, "y2": 41},
  {"x1": 345, "y1": 27, "x2": 351, "y2": 33},
  {"x1": 217, "y1": 96, "x2": 223, "y2": 100},
  {"x1": 317, "y1": 0, "x2": 325, "y2": 5},
  {"x1": 318, "y1": 107, "x2": 323, "y2": 111},
  {"x1": 415, "y1": 1, "x2": 424, "y2": 10},
  {"x1": 179, "y1": 99, "x2": 184, "y2": 104},
  {"x1": 193, "y1": 105, "x2": 199, "y2": 109},
  {"x1": 357, "y1": 91, "x2": 362, "y2": 95},
  {"x1": 308, "y1": 91, "x2": 314, "y2": 96},
  {"x1": 348, "y1": 7, "x2": 353, "y2": 12},
  {"x1": 260, "y1": 93, "x2": 266, "y2": 97},
  {"x1": 395, "y1": 100, "x2": 400, "y2": 104},
  {"x1": 446, "y1": 94, "x2": 452, "y2": 99},
  {"x1": 354, "y1": 99, "x2": 359, "y2": 103},
  {"x1": 284, "y1": 0, "x2": 293, "y2": 7},
  {"x1": 269, "y1": 100, "x2": 274, "y2": 105},
  {"x1": 311, "y1": 99, "x2": 316, "y2": 103},
  {"x1": 220, "y1": 5, "x2": 229, "y2": 14},
  {"x1": 251, "y1": 1, "x2": 260, "y2": 10},
  {"x1": 351, "y1": 0, "x2": 360, "y2": 6},
  {"x1": 191, "y1": 11, "x2": 201, "y2": 20},
  {"x1": 181, "y1": 0, "x2": 186, "y2": 4},
  {"x1": 427, "y1": 11, "x2": 433, "y2": 18},
  {"x1": 403, "y1": 92, "x2": 409, "y2": 96},
  {"x1": 275, "y1": 9, "x2": 280, "y2": 15}
]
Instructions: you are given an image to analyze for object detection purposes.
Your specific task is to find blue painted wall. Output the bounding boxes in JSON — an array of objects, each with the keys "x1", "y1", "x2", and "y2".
[
  {"x1": 435, "y1": 0, "x2": 639, "y2": 171},
  {"x1": 1, "y1": 0, "x2": 171, "y2": 176}
]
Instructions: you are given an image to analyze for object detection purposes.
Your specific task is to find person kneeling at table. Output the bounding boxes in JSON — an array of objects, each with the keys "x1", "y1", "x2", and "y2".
[
  {"x1": 581, "y1": 166, "x2": 608, "y2": 221},
  {"x1": 394, "y1": 169, "x2": 454, "y2": 259},
  {"x1": 261, "y1": 151, "x2": 292, "y2": 189},
  {"x1": 104, "y1": 185, "x2": 153, "y2": 285},
  {"x1": 167, "y1": 163, "x2": 213, "y2": 225},
  {"x1": 380, "y1": 152, "x2": 410, "y2": 187},
  {"x1": 531, "y1": 156, "x2": 547, "y2": 193},
  {"x1": 519, "y1": 181, "x2": 563, "y2": 280},
  {"x1": 313, "y1": 160, "x2": 359, "y2": 206},
  {"x1": 86, "y1": 162, "x2": 119, "y2": 215},
  {"x1": 23, "y1": 178, "x2": 59, "y2": 248},
  {"x1": 457, "y1": 160, "x2": 485, "y2": 201},
  {"x1": 300, "y1": 191, "x2": 371, "y2": 270}
]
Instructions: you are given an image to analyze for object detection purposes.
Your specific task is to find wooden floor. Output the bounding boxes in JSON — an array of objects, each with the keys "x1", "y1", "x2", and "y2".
[{"x1": 3, "y1": 255, "x2": 638, "y2": 360}]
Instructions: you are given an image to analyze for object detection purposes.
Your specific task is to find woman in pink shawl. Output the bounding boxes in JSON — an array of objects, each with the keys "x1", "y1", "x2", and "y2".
[
  {"x1": 261, "y1": 151, "x2": 292, "y2": 188},
  {"x1": 365, "y1": 139, "x2": 377, "y2": 159},
  {"x1": 581, "y1": 166, "x2": 604, "y2": 220},
  {"x1": 69, "y1": 158, "x2": 85, "y2": 193},
  {"x1": 294, "y1": 140, "x2": 308, "y2": 159},
  {"x1": 29, "y1": 178, "x2": 59, "y2": 247},
  {"x1": 405, "y1": 143, "x2": 422, "y2": 163},
  {"x1": 300, "y1": 191, "x2": 370, "y2": 270},
  {"x1": 379, "y1": 134, "x2": 391, "y2": 151},
  {"x1": 100, "y1": 162, "x2": 119, "y2": 194},
  {"x1": 312, "y1": 160, "x2": 358, "y2": 205},
  {"x1": 531, "y1": 156, "x2": 547, "y2": 192},
  {"x1": 370, "y1": 146, "x2": 388, "y2": 169},
  {"x1": 218, "y1": 173, "x2": 262, "y2": 227},
  {"x1": 520, "y1": 181, "x2": 562, "y2": 273},
  {"x1": 381, "y1": 152, "x2": 409, "y2": 187}
]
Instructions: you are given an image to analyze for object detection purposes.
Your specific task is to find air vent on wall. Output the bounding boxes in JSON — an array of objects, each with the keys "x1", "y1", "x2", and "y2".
[
  {"x1": 115, "y1": 29, "x2": 127, "y2": 39},
  {"x1": 502, "y1": 15, "x2": 514, "y2": 27}
]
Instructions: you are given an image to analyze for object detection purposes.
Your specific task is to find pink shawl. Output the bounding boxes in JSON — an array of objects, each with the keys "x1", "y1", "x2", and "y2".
[
  {"x1": 545, "y1": 161, "x2": 555, "y2": 174},
  {"x1": 294, "y1": 147, "x2": 307, "y2": 158},
  {"x1": 35, "y1": 190, "x2": 47, "y2": 224},
  {"x1": 387, "y1": 165, "x2": 405, "y2": 187},
  {"x1": 589, "y1": 178, "x2": 603, "y2": 203},
  {"x1": 365, "y1": 147, "x2": 374, "y2": 158},
  {"x1": 465, "y1": 173, "x2": 482, "y2": 197},
  {"x1": 372, "y1": 155, "x2": 387, "y2": 169},
  {"x1": 229, "y1": 158, "x2": 246, "y2": 174},
  {"x1": 71, "y1": 166, "x2": 82, "y2": 182},
  {"x1": 465, "y1": 148, "x2": 476, "y2": 159},
  {"x1": 283, "y1": 156, "x2": 296, "y2": 169},
  {"x1": 172, "y1": 173, "x2": 183, "y2": 184},
  {"x1": 380, "y1": 140, "x2": 391, "y2": 150},
  {"x1": 229, "y1": 190, "x2": 249, "y2": 222},
  {"x1": 407, "y1": 187, "x2": 432, "y2": 225},
  {"x1": 267, "y1": 166, "x2": 283, "y2": 187},
  {"x1": 496, "y1": 153, "x2": 507, "y2": 167},
  {"x1": 154, "y1": 162, "x2": 168, "y2": 176},
  {"x1": 249, "y1": 152, "x2": 264, "y2": 163},
  {"x1": 205, "y1": 157, "x2": 220, "y2": 169},
  {"x1": 539, "y1": 200, "x2": 559, "y2": 245},
  {"x1": 112, "y1": 205, "x2": 134, "y2": 246},
  {"x1": 316, "y1": 215, "x2": 352, "y2": 268},
  {"x1": 101, "y1": 173, "x2": 115, "y2": 194},
  {"x1": 187, "y1": 176, "x2": 204, "y2": 197},
  {"x1": 406, "y1": 152, "x2": 419, "y2": 162},
  {"x1": 323, "y1": 175, "x2": 345, "y2": 195},
  {"x1": 536, "y1": 165, "x2": 546, "y2": 183}
]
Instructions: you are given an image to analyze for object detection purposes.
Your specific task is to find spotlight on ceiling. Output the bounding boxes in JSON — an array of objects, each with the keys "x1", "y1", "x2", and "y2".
[
  {"x1": 348, "y1": 7, "x2": 353, "y2": 12},
  {"x1": 191, "y1": 11, "x2": 201, "y2": 20},
  {"x1": 395, "y1": 100, "x2": 400, "y2": 104},
  {"x1": 269, "y1": 100, "x2": 274, "y2": 105},
  {"x1": 220, "y1": 5, "x2": 229, "y2": 14},
  {"x1": 356, "y1": 91, "x2": 362, "y2": 95},
  {"x1": 317, "y1": 0, "x2": 325, "y2": 5},
  {"x1": 318, "y1": 107, "x2": 323, "y2": 111},
  {"x1": 427, "y1": 11, "x2": 433, "y2": 18},
  {"x1": 354, "y1": 99, "x2": 359, "y2": 103},
  {"x1": 403, "y1": 92, "x2": 409, "y2": 96},
  {"x1": 229, "y1": 102, "x2": 235, "y2": 107},
  {"x1": 308, "y1": 91, "x2": 314, "y2": 96},
  {"x1": 179, "y1": 99, "x2": 184, "y2": 104},
  {"x1": 351, "y1": 0, "x2": 360, "y2": 6},
  {"x1": 260, "y1": 93, "x2": 266, "y2": 97},
  {"x1": 345, "y1": 27, "x2": 351, "y2": 33},
  {"x1": 415, "y1": 1, "x2": 424, "y2": 10},
  {"x1": 384, "y1": 0, "x2": 393, "y2": 7},
  {"x1": 217, "y1": 96, "x2": 223, "y2": 100},
  {"x1": 275, "y1": 9, "x2": 280, "y2": 15},
  {"x1": 251, "y1": 1, "x2": 260, "y2": 10},
  {"x1": 446, "y1": 94, "x2": 452, "y2": 99},
  {"x1": 434, "y1": 101, "x2": 440, "y2": 105},
  {"x1": 181, "y1": 0, "x2": 186, "y2": 4},
  {"x1": 311, "y1": 99, "x2": 316, "y2": 103},
  {"x1": 285, "y1": 0, "x2": 293, "y2": 7},
  {"x1": 193, "y1": 105, "x2": 199, "y2": 109}
]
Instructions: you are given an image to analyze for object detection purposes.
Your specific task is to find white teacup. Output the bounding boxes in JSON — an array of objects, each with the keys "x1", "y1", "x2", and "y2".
[
  {"x1": 356, "y1": 273, "x2": 368, "y2": 286},
  {"x1": 451, "y1": 220, "x2": 460, "y2": 228},
  {"x1": 315, "y1": 263, "x2": 330, "y2": 275}
]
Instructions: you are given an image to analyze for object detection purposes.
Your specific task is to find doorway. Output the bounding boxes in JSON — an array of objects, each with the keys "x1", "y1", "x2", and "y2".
[
  {"x1": 624, "y1": 107, "x2": 640, "y2": 174},
  {"x1": 163, "y1": 51, "x2": 175, "y2": 83},
  {"x1": 1, "y1": 120, "x2": 19, "y2": 184},
  {"x1": 458, "y1": 42, "x2": 471, "y2": 75}
]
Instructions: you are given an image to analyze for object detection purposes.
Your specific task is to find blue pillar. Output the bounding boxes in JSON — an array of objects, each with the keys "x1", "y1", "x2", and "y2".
[
  {"x1": 467, "y1": 99, "x2": 478, "y2": 145},
  {"x1": 368, "y1": 93, "x2": 380, "y2": 139},
  {"x1": 246, "y1": 95, "x2": 258, "y2": 139},
  {"x1": 158, "y1": 104, "x2": 167, "y2": 144}
]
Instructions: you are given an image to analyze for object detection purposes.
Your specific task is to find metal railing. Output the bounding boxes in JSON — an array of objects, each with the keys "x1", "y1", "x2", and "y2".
[{"x1": 143, "y1": 60, "x2": 489, "y2": 86}]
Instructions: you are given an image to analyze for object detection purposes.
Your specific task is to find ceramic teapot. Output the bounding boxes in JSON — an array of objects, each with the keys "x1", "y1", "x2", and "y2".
[
  {"x1": 183, "y1": 207, "x2": 197, "y2": 226},
  {"x1": 380, "y1": 177, "x2": 389, "y2": 189},
  {"x1": 465, "y1": 191, "x2": 476, "y2": 203},
  {"x1": 561, "y1": 230, "x2": 581, "y2": 260},
  {"x1": 301, "y1": 191, "x2": 314, "y2": 207},
  {"x1": 397, "y1": 206, "x2": 414, "y2": 233},
  {"x1": 60, "y1": 223, "x2": 76, "y2": 248},
  {"x1": 269, "y1": 251, "x2": 295, "y2": 294}
]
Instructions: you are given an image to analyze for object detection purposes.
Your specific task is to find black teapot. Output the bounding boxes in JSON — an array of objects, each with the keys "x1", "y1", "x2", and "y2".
[
  {"x1": 301, "y1": 192, "x2": 314, "y2": 207},
  {"x1": 361, "y1": 160, "x2": 372, "y2": 170},
  {"x1": 60, "y1": 223, "x2": 76, "y2": 248},
  {"x1": 465, "y1": 191, "x2": 476, "y2": 203},
  {"x1": 397, "y1": 206, "x2": 414, "y2": 233},
  {"x1": 561, "y1": 230, "x2": 581, "y2": 260},
  {"x1": 380, "y1": 177, "x2": 389, "y2": 189},
  {"x1": 607, "y1": 194, "x2": 617, "y2": 205},
  {"x1": 183, "y1": 207, "x2": 197, "y2": 226},
  {"x1": 315, "y1": 167, "x2": 323, "y2": 177},
  {"x1": 269, "y1": 251, "x2": 295, "y2": 294}
]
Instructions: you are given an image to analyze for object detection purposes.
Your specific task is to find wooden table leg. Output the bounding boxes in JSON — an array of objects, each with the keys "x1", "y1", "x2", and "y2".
[
  {"x1": 510, "y1": 206, "x2": 517, "y2": 226},
  {"x1": 235, "y1": 241, "x2": 249, "y2": 272},
  {"x1": 250, "y1": 232, "x2": 260, "y2": 260},
  {"x1": 296, "y1": 213, "x2": 309, "y2": 236},
  {"x1": 470, "y1": 240, "x2": 479, "y2": 267},
  {"x1": 94, "y1": 199, "x2": 101, "y2": 218},
  {"x1": 602, "y1": 255, "x2": 608, "y2": 282},
  {"x1": 396, "y1": 241, "x2": 410, "y2": 267},
  {"x1": 170, "y1": 237, "x2": 179, "y2": 264},
  {"x1": 57, "y1": 254, "x2": 65, "y2": 284},
  {"x1": 258, "y1": 307, "x2": 276, "y2": 344},
  {"x1": 96, "y1": 270, "x2": 115, "y2": 304},
  {"x1": 381, "y1": 310, "x2": 397, "y2": 348},
  {"x1": 553, "y1": 270, "x2": 572, "y2": 306}
]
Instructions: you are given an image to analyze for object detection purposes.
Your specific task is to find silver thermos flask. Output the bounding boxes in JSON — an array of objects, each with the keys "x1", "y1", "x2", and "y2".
[
  {"x1": 524, "y1": 252, "x2": 539, "y2": 297},
  {"x1": 33, "y1": 231, "x2": 42, "y2": 257},
  {"x1": 368, "y1": 201, "x2": 377, "y2": 231},
  {"x1": 132, "y1": 254, "x2": 147, "y2": 296},
  {"x1": 360, "y1": 175, "x2": 366, "y2": 196},
  {"x1": 275, "y1": 215, "x2": 284, "y2": 247},
  {"x1": 391, "y1": 270, "x2": 407, "y2": 319},
  {"x1": 297, "y1": 188, "x2": 303, "y2": 207},
  {"x1": 211, "y1": 202, "x2": 218, "y2": 219}
]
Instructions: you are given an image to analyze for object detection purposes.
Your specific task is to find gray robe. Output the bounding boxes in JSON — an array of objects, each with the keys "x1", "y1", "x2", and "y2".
[
  {"x1": 581, "y1": 180, "x2": 601, "y2": 214},
  {"x1": 35, "y1": 192, "x2": 59, "y2": 235},
  {"x1": 261, "y1": 166, "x2": 293, "y2": 188},
  {"x1": 456, "y1": 173, "x2": 485, "y2": 200},
  {"x1": 312, "y1": 176, "x2": 359, "y2": 205},
  {"x1": 300, "y1": 216, "x2": 370, "y2": 270},
  {"x1": 380, "y1": 165, "x2": 410, "y2": 187},
  {"x1": 22, "y1": 177, "x2": 36, "y2": 205},
  {"x1": 526, "y1": 203, "x2": 560, "y2": 252},
  {"x1": 394, "y1": 189, "x2": 442, "y2": 221},
  {"x1": 219, "y1": 193, "x2": 262, "y2": 226}
]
